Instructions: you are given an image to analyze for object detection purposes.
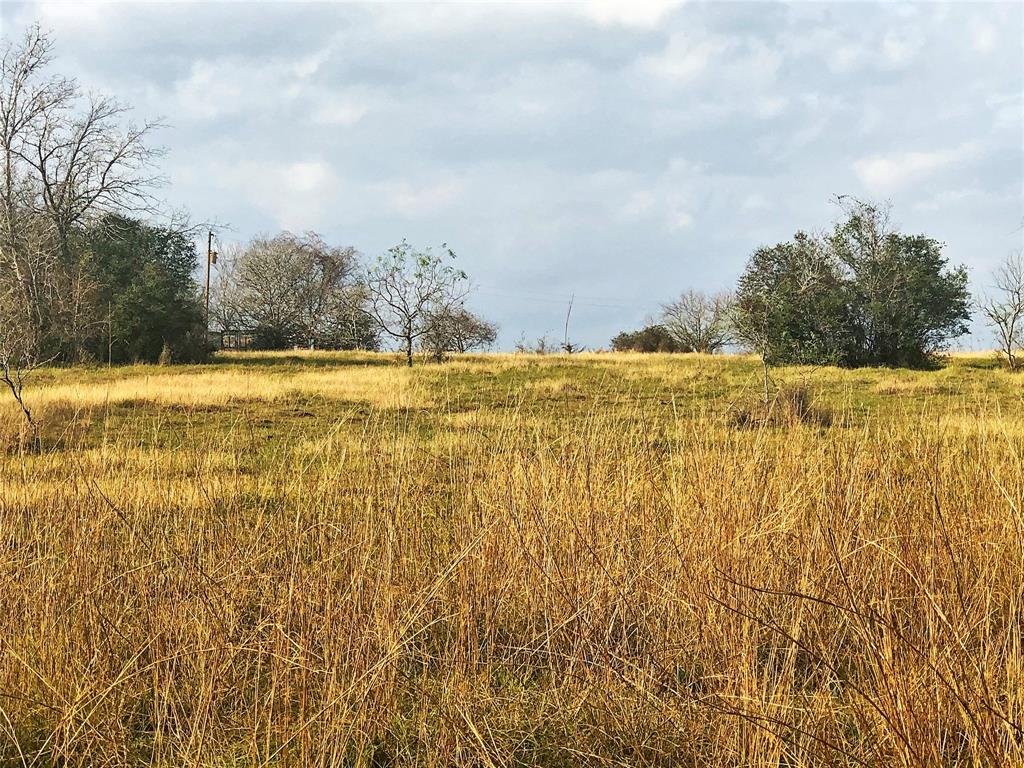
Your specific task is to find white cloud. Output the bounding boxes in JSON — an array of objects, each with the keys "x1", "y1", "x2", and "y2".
[
  {"x1": 286, "y1": 161, "x2": 333, "y2": 194},
  {"x1": 881, "y1": 30, "x2": 922, "y2": 67},
  {"x1": 913, "y1": 187, "x2": 986, "y2": 212},
  {"x1": 579, "y1": 0, "x2": 684, "y2": 28},
  {"x1": 614, "y1": 159, "x2": 701, "y2": 232},
  {"x1": 312, "y1": 96, "x2": 372, "y2": 127},
  {"x1": 375, "y1": 177, "x2": 465, "y2": 218},
  {"x1": 291, "y1": 50, "x2": 329, "y2": 79},
  {"x1": 988, "y1": 91, "x2": 1023, "y2": 132},
  {"x1": 854, "y1": 143, "x2": 979, "y2": 192},
  {"x1": 642, "y1": 32, "x2": 728, "y2": 83},
  {"x1": 972, "y1": 22, "x2": 997, "y2": 55},
  {"x1": 621, "y1": 190, "x2": 657, "y2": 219},
  {"x1": 666, "y1": 209, "x2": 693, "y2": 231},
  {"x1": 172, "y1": 60, "x2": 299, "y2": 120},
  {"x1": 216, "y1": 159, "x2": 339, "y2": 231},
  {"x1": 741, "y1": 193, "x2": 771, "y2": 212},
  {"x1": 638, "y1": 31, "x2": 785, "y2": 127},
  {"x1": 828, "y1": 42, "x2": 868, "y2": 74}
]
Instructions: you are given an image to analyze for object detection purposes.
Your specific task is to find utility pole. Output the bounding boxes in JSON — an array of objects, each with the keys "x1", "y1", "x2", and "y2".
[{"x1": 204, "y1": 230, "x2": 217, "y2": 332}]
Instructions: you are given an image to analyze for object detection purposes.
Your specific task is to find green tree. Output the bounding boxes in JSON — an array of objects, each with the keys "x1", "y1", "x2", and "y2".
[
  {"x1": 734, "y1": 200, "x2": 971, "y2": 370},
  {"x1": 734, "y1": 232, "x2": 854, "y2": 367},
  {"x1": 829, "y1": 199, "x2": 971, "y2": 368},
  {"x1": 83, "y1": 215, "x2": 206, "y2": 363},
  {"x1": 611, "y1": 325, "x2": 685, "y2": 352},
  {"x1": 364, "y1": 240, "x2": 469, "y2": 367}
]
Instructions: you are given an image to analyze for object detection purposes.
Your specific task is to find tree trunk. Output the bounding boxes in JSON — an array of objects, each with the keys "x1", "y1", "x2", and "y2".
[
  {"x1": 405, "y1": 337, "x2": 413, "y2": 367},
  {"x1": 2, "y1": 371, "x2": 41, "y2": 453}
]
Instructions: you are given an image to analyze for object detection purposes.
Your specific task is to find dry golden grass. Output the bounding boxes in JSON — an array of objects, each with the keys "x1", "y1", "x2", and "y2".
[{"x1": 0, "y1": 351, "x2": 1022, "y2": 766}]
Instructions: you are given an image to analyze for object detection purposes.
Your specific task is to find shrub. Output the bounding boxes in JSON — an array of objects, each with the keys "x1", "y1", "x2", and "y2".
[
  {"x1": 728, "y1": 383, "x2": 832, "y2": 429},
  {"x1": 611, "y1": 325, "x2": 688, "y2": 352}
]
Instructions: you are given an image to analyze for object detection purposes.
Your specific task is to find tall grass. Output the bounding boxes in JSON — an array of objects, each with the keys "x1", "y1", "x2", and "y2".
[{"x1": 0, "y1": 352, "x2": 1021, "y2": 766}]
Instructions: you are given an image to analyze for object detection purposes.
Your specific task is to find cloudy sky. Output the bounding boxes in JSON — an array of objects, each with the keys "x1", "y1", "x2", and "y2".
[{"x1": 2, "y1": 1, "x2": 1022, "y2": 348}]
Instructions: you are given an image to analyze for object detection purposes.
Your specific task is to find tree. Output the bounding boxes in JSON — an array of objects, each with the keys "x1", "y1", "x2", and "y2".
[
  {"x1": 0, "y1": 273, "x2": 50, "y2": 449},
  {"x1": 212, "y1": 232, "x2": 373, "y2": 350},
  {"x1": 734, "y1": 200, "x2": 971, "y2": 371},
  {"x1": 421, "y1": 306, "x2": 497, "y2": 361},
  {"x1": 734, "y1": 232, "x2": 854, "y2": 368},
  {"x1": 0, "y1": 25, "x2": 162, "y2": 363},
  {"x1": 1, "y1": 27, "x2": 73, "y2": 359},
  {"x1": 364, "y1": 240, "x2": 469, "y2": 367},
  {"x1": 829, "y1": 198, "x2": 970, "y2": 368},
  {"x1": 82, "y1": 214, "x2": 207, "y2": 363},
  {"x1": 610, "y1": 325, "x2": 684, "y2": 352},
  {"x1": 979, "y1": 250, "x2": 1024, "y2": 370},
  {"x1": 660, "y1": 290, "x2": 733, "y2": 353},
  {"x1": 515, "y1": 333, "x2": 555, "y2": 355}
]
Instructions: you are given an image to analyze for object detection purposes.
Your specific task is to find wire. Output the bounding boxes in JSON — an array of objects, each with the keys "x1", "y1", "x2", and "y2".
[{"x1": 473, "y1": 285, "x2": 653, "y2": 312}]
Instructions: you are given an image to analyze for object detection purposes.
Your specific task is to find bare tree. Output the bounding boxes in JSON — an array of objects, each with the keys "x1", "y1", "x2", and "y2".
[
  {"x1": 1, "y1": 28, "x2": 72, "y2": 349},
  {"x1": 211, "y1": 232, "x2": 370, "y2": 349},
  {"x1": 979, "y1": 250, "x2": 1024, "y2": 370},
  {"x1": 0, "y1": 281, "x2": 50, "y2": 450},
  {"x1": 660, "y1": 289, "x2": 734, "y2": 353},
  {"x1": 208, "y1": 244, "x2": 244, "y2": 334},
  {"x1": 30, "y1": 95, "x2": 163, "y2": 261},
  {"x1": 293, "y1": 235, "x2": 365, "y2": 348},
  {"x1": 0, "y1": 336, "x2": 42, "y2": 451},
  {"x1": 0, "y1": 25, "x2": 163, "y2": 362},
  {"x1": 515, "y1": 333, "x2": 554, "y2": 355},
  {"x1": 421, "y1": 306, "x2": 497, "y2": 361},
  {"x1": 364, "y1": 240, "x2": 469, "y2": 367}
]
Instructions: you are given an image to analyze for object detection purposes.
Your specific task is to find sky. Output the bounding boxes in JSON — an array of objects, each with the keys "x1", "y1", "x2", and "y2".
[{"x1": 2, "y1": 0, "x2": 1022, "y2": 349}]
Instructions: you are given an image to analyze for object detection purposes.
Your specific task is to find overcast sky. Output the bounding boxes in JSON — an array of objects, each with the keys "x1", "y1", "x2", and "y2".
[{"x1": 2, "y1": 1, "x2": 1022, "y2": 349}]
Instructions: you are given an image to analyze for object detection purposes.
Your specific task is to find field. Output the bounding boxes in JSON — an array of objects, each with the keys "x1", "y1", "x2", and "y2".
[{"x1": 1, "y1": 351, "x2": 1022, "y2": 767}]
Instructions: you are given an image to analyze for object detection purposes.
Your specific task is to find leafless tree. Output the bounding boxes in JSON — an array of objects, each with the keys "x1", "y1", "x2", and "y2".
[
  {"x1": 421, "y1": 306, "x2": 497, "y2": 361},
  {"x1": 1, "y1": 28, "x2": 71, "y2": 346},
  {"x1": 0, "y1": 278, "x2": 50, "y2": 450},
  {"x1": 364, "y1": 240, "x2": 469, "y2": 367},
  {"x1": 211, "y1": 232, "x2": 370, "y2": 349},
  {"x1": 1, "y1": 25, "x2": 163, "y2": 362},
  {"x1": 0, "y1": 338, "x2": 42, "y2": 451},
  {"x1": 293, "y1": 235, "x2": 365, "y2": 348},
  {"x1": 979, "y1": 250, "x2": 1024, "y2": 371},
  {"x1": 208, "y1": 244, "x2": 245, "y2": 334},
  {"x1": 515, "y1": 333, "x2": 555, "y2": 355},
  {"x1": 31, "y1": 96, "x2": 163, "y2": 260},
  {"x1": 660, "y1": 289, "x2": 734, "y2": 353}
]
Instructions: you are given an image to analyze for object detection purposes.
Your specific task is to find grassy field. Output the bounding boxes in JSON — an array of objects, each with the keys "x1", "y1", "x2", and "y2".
[{"x1": 1, "y1": 351, "x2": 1022, "y2": 767}]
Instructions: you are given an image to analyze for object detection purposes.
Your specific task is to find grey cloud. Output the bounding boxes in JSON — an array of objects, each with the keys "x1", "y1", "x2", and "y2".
[{"x1": 2, "y1": 0, "x2": 1021, "y2": 349}]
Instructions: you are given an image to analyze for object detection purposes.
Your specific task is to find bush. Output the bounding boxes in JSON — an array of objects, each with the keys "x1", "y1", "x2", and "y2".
[
  {"x1": 728, "y1": 383, "x2": 832, "y2": 429},
  {"x1": 734, "y1": 199, "x2": 971, "y2": 369},
  {"x1": 611, "y1": 325, "x2": 688, "y2": 352}
]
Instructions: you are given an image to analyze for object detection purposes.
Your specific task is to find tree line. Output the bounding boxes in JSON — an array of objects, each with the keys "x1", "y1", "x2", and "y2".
[
  {"x1": 614, "y1": 198, "x2": 1023, "y2": 372},
  {"x1": 209, "y1": 233, "x2": 497, "y2": 365},
  {"x1": 0, "y1": 27, "x2": 495, "y2": 379},
  {"x1": 3, "y1": 23, "x2": 1023, "y2": 398}
]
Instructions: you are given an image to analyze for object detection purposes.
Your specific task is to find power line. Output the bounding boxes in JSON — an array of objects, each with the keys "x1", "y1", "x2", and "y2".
[{"x1": 473, "y1": 286, "x2": 653, "y2": 312}]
